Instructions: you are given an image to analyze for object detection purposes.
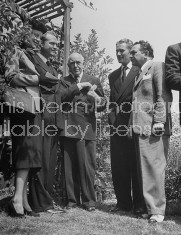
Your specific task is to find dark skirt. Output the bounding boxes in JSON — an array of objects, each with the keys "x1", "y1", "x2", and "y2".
[{"x1": 10, "y1": 113, "x2": 42, "y2": 170}]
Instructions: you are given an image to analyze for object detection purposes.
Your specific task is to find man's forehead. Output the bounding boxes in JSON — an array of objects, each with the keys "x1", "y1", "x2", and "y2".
[
  {"x1": 69, "y1": 55, "x2": 84, "y2": 63},
  {"x1": 32, "y1": 29, "x2": 43, "y2": 36},
  {"x1": 45, "y1": 34, "x2": 58, "y2": 42},
  {"x1": 116, "y1": 43, "x2": 127, "y2": 49},
  {"x1": 131, "y1": 44, "x2": 140, "y2": 51},
  {"x1": 69, "y1": 58, "x2": 82, "y2": 62}
]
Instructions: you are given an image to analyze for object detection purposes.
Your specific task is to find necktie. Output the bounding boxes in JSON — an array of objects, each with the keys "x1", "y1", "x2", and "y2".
[
  {"x1": 75, "y1": 76, "x2": 80, "y2": 83},
  {"x1": 121, "y1": 66, "x2": 127, "y2": 83},
  {"x1": 136, "y1": 69, "x2": 142, "y2": 81},
  {"x1": 46, "y1": 61, "x2": 51, "y2": 66}
]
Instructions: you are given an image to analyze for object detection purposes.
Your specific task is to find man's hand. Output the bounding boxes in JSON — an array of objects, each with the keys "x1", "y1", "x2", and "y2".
[
  {"x1": 87, "y1": 90, "x2": 101, "y2": 104},
  {"x1": 77, "y1": 82, "x2": 92, "y2": 91},
  {"x1": 90, "y1": 84, "x2": 97, "y2": 91},
  {"x1": 152, "y1": 122, "x2": 165, "y2": 136}
]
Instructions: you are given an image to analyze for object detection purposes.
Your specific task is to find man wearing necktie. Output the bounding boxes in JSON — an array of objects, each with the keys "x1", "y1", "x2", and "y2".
[
  {"x1": 108, "y1": 38, "x2": 143, "y2": 213},
  {"x1": 130, "y1": 40, "x2": 172, "y2": 222},
  {"x1": 60, "y1": 52, "x2": 106, "y2": 211},
  {"x1": 120, "y1": 65, "x2": 127, "y2": 83},
  {"x1": 27, "y1": 32, "x2": 91, "y2": 213}
]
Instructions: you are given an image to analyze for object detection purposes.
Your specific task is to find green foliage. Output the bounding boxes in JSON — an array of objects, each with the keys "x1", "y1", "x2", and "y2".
[
  {"x1": 71, "y1": 29, "x2": 113, "y2": 84},
  {"x1": 165, "y1": 112, "x2": 181, "y2": 202},
  {"x1": 0, "y1": 0, "x2": 31, "y2": 97}
]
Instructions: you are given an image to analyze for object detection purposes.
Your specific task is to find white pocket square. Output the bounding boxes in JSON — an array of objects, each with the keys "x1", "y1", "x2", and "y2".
[{"x1": 142, "y1": 74, "x2": 151, "y2": 80}]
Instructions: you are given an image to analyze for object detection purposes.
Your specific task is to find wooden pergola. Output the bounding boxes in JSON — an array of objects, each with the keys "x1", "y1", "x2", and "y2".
[{"x1": 14, "y1": 0, "x2": 73, "y2": 76}]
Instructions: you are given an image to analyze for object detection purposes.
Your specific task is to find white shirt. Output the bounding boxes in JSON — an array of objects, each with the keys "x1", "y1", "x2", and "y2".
[
  {"x1": 70, "y1": 71, "x2": 83, "y2": 83},
  {"x1": 121, "y1": 61, "x2": 132, "y2": 77},
  {"x1": 125, "y1": 61, "x2": 132, "y2": 76}
]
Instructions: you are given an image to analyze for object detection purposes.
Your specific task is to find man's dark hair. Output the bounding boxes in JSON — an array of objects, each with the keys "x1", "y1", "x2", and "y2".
[
  {"x1": 30, "y1": 18, "x2": 47, "y2": 34},
  {"x1": 134, "y1": 40, "x2": 154, "y2": 58}
]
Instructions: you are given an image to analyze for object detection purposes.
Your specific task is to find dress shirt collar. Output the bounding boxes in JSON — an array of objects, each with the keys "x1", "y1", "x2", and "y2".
[
  {"x1": 126, "y1": 61, "x2": 132, "y2": 70},
  {"x1": 121, "y1": 61, "x2": 132, "y2": 76},
  {"x1": 141, "y1": 59, "x2": 153, "y2": 71},
  {"x1": 70, "y1": 71, "x2": 83, "y2": 83}
]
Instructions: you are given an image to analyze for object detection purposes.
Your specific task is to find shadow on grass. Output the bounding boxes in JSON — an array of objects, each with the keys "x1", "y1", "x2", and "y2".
[
  {"x1": 96, "y1": 199, "x2": 181, "y2": 222},
  {"x1": 96, "y1": 200, "x2": 136, "y2": 219},
  {"x1": 166, "y1": 200, "x2": 181, "y2": 216},
  {"x1": 0, "y1": 196, "x2": 12, "y2": 212}
]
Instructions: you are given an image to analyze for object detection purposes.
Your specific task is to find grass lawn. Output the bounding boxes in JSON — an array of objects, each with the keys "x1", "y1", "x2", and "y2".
[{"x1": 0, "y1": 199, "x2": 181, "y2": 235}]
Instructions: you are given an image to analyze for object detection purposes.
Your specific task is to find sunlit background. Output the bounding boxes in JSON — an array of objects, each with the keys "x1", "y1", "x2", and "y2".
[{"x1": 54, "y1": 0, "x2": 181, "y2": 113}]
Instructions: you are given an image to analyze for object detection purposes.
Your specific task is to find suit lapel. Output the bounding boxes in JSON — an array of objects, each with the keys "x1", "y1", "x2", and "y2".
[
  {"x1": 66, "y1": 74, "x2": 74, "y2": 83},
  {"x1": 116, "y1": 66, "x2": 139, "y2": 102},
  {"x1": 134, "y1": 60, "x2": 154, "y2": 88},
  {"x1": 80, "y1": 73, "x2": 91, "y2": 83},
  {"x1": 111, "y1": 67, "x2": 123, "y2": 94},
  {"x1": 35, "y1": 54, "x2": 54, "y2": 74}
]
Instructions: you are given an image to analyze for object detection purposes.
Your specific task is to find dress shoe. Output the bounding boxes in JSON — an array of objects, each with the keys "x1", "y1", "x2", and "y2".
[
  {"x1": 7, "y1": 200, "x2": 24, "y2": 218},
  {"x1": 148, "y1": 214, "x2": 164, "y2": 223},
  {"x1": 47, "y1": 208, "x2": 66, "y2": 213},
  {"x1": 110, "y1": 206, "x2": 121, "y2": 212},
  {"x1": 85, "y1": 207, "x2": 95, "y2": 212},
  {"x1": 82, "y1": 205, "x2": 95, "y2": 212},
  {"x1": 110, "y1": 205, "x2": 131, "y2": 213},
  {"x1": 24, "y1": 208, "x2": 40, "y2": 217},
  {"x1": 137, "y1": 213, "x2": 150, "y2": 219},
  {"x1": 66, "y1": 203, "x2": 79, "y2": 210},
  {"x1": 134, "y1": 207, "x2": 147, "y2": 215}
]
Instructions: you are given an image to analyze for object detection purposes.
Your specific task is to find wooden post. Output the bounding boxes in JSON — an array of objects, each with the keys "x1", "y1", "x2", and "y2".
[{"x1": 63, "y1": 1, "x2": 72, "y2": 76}]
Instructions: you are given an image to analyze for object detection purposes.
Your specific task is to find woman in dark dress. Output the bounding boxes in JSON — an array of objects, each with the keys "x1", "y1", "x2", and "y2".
[{"x1": 4, "y1": 15, "x2": 47, "y2": 217}]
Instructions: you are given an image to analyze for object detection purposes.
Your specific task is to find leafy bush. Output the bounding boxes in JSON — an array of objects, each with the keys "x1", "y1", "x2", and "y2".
[{"x1": 165, "y1": 112, "x2": 181, "y2": 202}]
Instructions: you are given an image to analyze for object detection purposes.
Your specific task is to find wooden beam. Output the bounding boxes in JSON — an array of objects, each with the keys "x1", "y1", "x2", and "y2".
[
  {"x1": 15, "y1": 0, "x2": 26, "y2": 4},
  {"x1": 46, "y1": 12, "x2": 64, "y2": 21},
  {"x1": 30, "y1": 4, "x2": 60, "y2": 16},
  {"x1": 61, "y1": 0, "x2": 73, "y2": 8},
  {"x1": 33, "y1": 8, "x2": 64, "y2": 20},
  {"x1": 63, "y1": 1, "x2": 72, "y2": 76},
  {"x1": 19, "y1": 0, "x2": 39, "y2": 8},
  {"x1": 24, "y1": 1, "x2": 59, "y2": 12},
  {"x1": 31, "y1": 6, "x2": 64, "y2": 18}
]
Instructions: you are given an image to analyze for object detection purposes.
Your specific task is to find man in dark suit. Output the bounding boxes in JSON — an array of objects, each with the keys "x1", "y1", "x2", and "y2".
[
  {"x1": 28, "y1": 32, "x2": 92, "y2": 212},
  {"x1": 60, "y1": 52, "x2": 106, "y2": 211},
  {"x1": 165, "y1": 43, "x2": 181, "y2": 120},
  {"x1": 130, "y1": 40, "x2": 172, "y2": 222},
  {"x1": 108, "y1": 38, "x2": 143, "y2": 213},
  {"x1": 27, "y1": 30, "x2": 61, "y2": 212}
]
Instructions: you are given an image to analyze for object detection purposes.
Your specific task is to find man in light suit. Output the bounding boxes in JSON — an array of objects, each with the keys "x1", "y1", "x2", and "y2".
[
  {"x1": 108, "y1": 38, "x2": 143, "y2": 213},
  {"x1": 130, "y1": 40, "x2": 172, "y2": 223},
  {"x1": 60, "y1": 52, "x2": 106, "y2": 211}
]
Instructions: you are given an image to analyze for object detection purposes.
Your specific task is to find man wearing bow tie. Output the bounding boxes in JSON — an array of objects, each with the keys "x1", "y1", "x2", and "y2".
[
  {"x1": 130, "y1": 40, "x2": 172, "y2": 222},
  {"x1": 108, "y1": 38, "x2": 143, "y2": 213},
  {"x1": 60, "y1": 52, "x2": 106, "y2": 211}
]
